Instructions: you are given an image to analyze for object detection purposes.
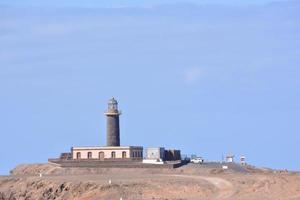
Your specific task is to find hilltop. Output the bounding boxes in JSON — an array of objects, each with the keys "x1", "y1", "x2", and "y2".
[{"x1": 0, "y1": 163, "x2": 299, "y2": 200}]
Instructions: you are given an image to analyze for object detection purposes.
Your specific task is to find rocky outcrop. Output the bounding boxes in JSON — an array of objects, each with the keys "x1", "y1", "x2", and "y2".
[{"x1": 0, "y1": 178, "x2": 130, "y2": 200}]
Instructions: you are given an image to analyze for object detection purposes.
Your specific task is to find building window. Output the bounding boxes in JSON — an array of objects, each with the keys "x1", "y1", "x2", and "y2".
[
  {"x1": 122, "y1": 151, "x2": 126, "y2": 158},
  {"x1": 99, "y1": 152, "x2": 104, "y2": 160},
  {"x1": 76, "y1": 152, "x2": 81, "y2": 159},
  {"x1": 111, "y1": 151, "x2": 116, "y2": 158},
  {"x1": 88, "y1": 152, "x2": 92, "y2": 159}
]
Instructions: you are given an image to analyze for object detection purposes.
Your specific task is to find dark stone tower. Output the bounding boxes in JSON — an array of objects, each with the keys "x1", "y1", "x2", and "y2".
[{"x1": 105, "y1": 98, "x2": 121, "y2": 146}]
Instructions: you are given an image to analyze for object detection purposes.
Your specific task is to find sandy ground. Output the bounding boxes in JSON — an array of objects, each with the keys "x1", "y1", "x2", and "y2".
[{"x1": 0, "y1": 163, "x2": 300, "y2": 200}]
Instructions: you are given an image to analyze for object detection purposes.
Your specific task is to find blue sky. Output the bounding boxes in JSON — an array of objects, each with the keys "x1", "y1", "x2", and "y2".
[
  {"x1": 0, "y1": 0, "x2": 296, "y2": 7},
  {"x1": 0, "y1": 0, "x2": 300, "y2": 174}
]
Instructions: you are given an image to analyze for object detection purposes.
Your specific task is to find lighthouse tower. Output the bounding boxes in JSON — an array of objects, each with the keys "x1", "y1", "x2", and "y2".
[{"x1": 105, "y1": 98, "x2": 121, "y2": 146}]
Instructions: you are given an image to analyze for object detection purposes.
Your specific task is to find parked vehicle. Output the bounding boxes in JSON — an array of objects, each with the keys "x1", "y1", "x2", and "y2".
[{"x1": 191, "y1": 157, "x2": 204, "y2": 164}]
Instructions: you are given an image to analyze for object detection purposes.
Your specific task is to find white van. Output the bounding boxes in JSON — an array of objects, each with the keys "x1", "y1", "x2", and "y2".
[{"x1": 191, "y1": 157, "x2": 204, "y2": 164}]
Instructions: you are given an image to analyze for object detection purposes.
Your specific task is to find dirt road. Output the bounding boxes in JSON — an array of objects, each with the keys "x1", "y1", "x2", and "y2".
[{"x1": 169, "y1": 174, "x2": 234, "y2": 199}]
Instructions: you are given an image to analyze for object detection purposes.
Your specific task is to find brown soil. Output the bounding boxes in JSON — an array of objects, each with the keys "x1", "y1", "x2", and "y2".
[{"x1": 1, "y1": 163, "x2": 300, "y2": 200}]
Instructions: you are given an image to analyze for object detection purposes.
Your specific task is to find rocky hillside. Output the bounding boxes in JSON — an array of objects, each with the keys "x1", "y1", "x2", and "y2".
[{"x1": 1, "y1": 163, "x2": 300, "y2": 200}]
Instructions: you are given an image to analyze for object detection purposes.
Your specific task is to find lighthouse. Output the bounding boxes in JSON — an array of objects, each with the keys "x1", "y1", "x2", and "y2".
[
  {"x1": 104, "y1": 98, "x2": 121, "y2": 146},
  {"x1": 69, "y1": 97, "x2": 143, "y2": 160}
]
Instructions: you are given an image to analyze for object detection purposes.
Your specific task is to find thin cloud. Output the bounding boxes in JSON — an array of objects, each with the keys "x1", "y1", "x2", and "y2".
[{"x1": 183, "y1": 67, "x2": 203, "y2": 85}]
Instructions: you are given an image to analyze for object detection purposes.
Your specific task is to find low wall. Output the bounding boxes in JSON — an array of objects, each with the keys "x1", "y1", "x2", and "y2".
[{"x1": 48, "y1": 159, "x2": 186, "y2": 169}]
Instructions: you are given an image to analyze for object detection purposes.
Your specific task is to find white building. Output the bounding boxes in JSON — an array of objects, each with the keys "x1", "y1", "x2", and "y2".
[
  {"x1": 240, "y1": 155, "x2": 246, "y2": 165},
  {"x1": 226, "y1": 154, "x2": 234, "y2": 163},
  {"x1": 145, "y1": 147, "x2": 165, "y2": 160},
  {"x1": 142, "y1": 147, "x2": 165, "y2": 164},
  {"x1": 72, "y1": 146, "x2": 143, "y2": 160}
]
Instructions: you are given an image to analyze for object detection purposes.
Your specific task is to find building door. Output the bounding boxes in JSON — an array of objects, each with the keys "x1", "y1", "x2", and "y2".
[
  {"x1": 122, "y1": 151, "x2": 126, "y2": 158},
  {"x1": 111, "y1": 151, "x2": 116, "y2": 158},
  {"x1": 76, "y1": 152, "x2": 81, "y2": 159},
  {"x1": 88, "y1": 152, "x2": 92, "y2": 159},
  {"x1": 99, "y1": 152, "x2": 104, "y2": 160}
]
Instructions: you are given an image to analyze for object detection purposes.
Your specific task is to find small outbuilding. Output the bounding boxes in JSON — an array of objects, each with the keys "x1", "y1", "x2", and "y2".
[
  {"x1": 226, "y1": 154, "x2": 234, "y2": 163},
  {"x1": 145, "y1": 147, "x2": 165, "y2": 160},
  {"x1": 240, "y1": 155, "x2": 246, "y2": 165}
]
